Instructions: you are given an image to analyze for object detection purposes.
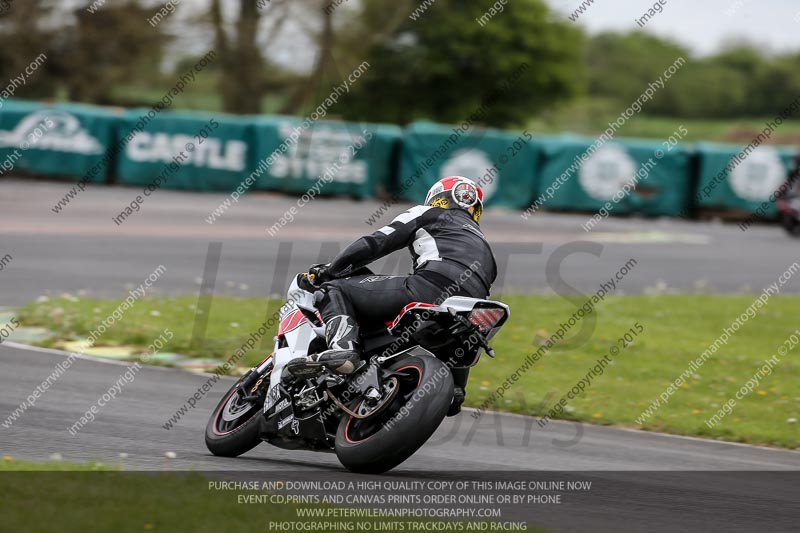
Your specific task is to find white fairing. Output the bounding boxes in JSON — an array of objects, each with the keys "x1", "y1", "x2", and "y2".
[
  {"x1": 442, "y1": 296, "x2": 508, "y2": 314},
  {"x1": 264, "y1": 277, "x2": 323, "y2": 411},
  {"x1": 287, "y1": 275, "x2": 316, "y2": 311},
  {"x1": 439, "y1": 296, "x2": 487, "y2": 311}
]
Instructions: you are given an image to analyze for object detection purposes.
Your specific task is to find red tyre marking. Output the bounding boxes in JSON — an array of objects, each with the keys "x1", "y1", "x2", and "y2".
[
  {"x1": 211, "y1": 388, "x2": 240, "y2": 436},
  {"x1": 344, "y1": 400, "x2": 369, "y2": 444},
  {"x1": 394, "y1": 365, "x2": 424, "y2": 388}
]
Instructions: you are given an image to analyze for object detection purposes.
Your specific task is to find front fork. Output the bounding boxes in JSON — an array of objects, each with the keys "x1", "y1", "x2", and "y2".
[{"x1": 237, "y1": 354, "x2": 274, "y2": 401}]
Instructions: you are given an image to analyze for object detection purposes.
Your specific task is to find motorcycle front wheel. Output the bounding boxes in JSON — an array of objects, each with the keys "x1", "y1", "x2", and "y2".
[
  {"x1": 334, "y1": 355, "x2": 454, "y2": 474},
  {"x1": 205, "y1": 373, "x2": 268, "y2": 457}
]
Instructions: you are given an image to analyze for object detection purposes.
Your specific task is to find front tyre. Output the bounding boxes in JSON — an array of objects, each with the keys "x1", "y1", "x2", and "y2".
[
  {"x1": 205, "y1": 376, "x2": 266, "y2": 457},
  {"x1": 335, "y1": 356, "x2": 453, "y2": 474}
]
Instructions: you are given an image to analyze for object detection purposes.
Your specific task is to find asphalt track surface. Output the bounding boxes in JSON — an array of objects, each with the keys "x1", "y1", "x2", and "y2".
[
  {"x1": 1, "y1": 178, "x2": 800, "y2": 532},
  {"x1": 2, "y1": 179, "x2": 800, "y2": 306},
  {"x1": 1, "y1": 343, "x2": 799, "y2": 532}
]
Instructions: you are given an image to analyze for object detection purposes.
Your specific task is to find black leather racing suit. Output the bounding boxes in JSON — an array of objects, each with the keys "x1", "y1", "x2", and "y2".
[
  {"x1": 316, "y1": 205, "x2": 497, "y2": 402},
  {"x1": 317, "y1": 205, "x2": 497, "y2": 329}
]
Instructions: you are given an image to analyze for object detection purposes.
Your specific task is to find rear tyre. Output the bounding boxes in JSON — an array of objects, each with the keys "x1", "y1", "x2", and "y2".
[
  {"x1": 205, "y1": 376, "x2": 266, "y2": 457},
  {"x1": 335, "y1": 356, "x2": 453, "y2": 474}
]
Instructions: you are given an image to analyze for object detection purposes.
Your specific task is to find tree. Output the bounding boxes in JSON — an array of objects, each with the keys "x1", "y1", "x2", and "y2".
[
  {"x1": 59, "y1": 1, "x2": 168, "y2": 104},
  {"x1": 334, "y1": 0, "x2": 584, "y2": 128},
  {"x1": 651, "y1": 62, "x2": 750, "y2": 118},
  {"x1": 649, "y1": 45, "x2": 800, "y2": 118},
  {"x1": 210, "y1": 0, "x2": 267, "y2": 114},
  {"x1": 0, "y1": 0, "x2": 58, "y2": 100},
  {"x1": 707, "y1": 46, "x2": 770, "y2": 115},
  {"x1": 275, "y1": 0, "x2": 410, "y2": 116},
  {"x1": 760, "y1": 54, "x2": 800, "y2": 116},
  {"x1": 585, "y1": 31, "x2": 690, "y2": 106}
]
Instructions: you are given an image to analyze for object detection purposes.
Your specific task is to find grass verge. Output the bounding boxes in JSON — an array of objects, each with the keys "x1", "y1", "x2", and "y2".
[
  {"x1": 0, "y1": 459, "x2": 551, "y2": 533},
  {"x1": 14, "y1": 294, "x2": 800, "y2": 448}
]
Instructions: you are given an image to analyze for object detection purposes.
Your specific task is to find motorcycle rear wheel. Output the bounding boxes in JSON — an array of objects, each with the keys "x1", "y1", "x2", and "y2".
[{"x1": 335, "y1": 355, "x2": 453, "y2": 474}]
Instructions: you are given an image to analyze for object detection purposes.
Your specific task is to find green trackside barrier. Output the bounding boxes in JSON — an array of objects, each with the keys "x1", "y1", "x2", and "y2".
[
  {"x1": 251, "y1": 116, "x2": 401, "y2": 199},
  {"x1": 397, "y1": 121, "x2": 539, "y2": 209},
  {"x1": 536, "y1": 136, "x2": 693, "y2": 216},
  {"x1": 0, "y1": 99, "x2": 120, "y2": 181},
  {"x1": 694, "y1": 142, "x2": 798, "y2": 217},
  {"x1": 115, "y1": 109, "x2": 255, "y2": 191}
]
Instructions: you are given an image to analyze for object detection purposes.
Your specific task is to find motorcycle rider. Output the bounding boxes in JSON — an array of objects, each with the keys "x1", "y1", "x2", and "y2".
[{"x1": 304, "y1": 176, "x2": 497, "y2": 416}]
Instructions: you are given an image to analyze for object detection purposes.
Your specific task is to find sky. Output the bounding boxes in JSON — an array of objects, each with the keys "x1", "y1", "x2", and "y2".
[
  {"x1": 114, "y1": 0, "x2": 800, "y2": 73},
  {"x1": 546, "y1": 0, "x2": 800, "y2": 56}
]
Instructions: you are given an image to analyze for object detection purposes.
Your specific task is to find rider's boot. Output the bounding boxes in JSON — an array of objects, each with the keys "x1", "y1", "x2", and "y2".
[
  {"x1": 310, "y1": 315, "x2": 361, "y2": 374},
  {"x1": 447, "y1": 367, "x2": 470, "y2": 416}
]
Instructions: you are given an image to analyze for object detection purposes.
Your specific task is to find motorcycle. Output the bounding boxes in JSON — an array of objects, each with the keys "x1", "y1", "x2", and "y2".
[
  {"x1": 777, "y1": 192, "x2": 800, "y2": 237},
  {"x1": 205, "y1": 269, "x2": 509, "y2": 474},
  {"x1": 778, "y1": 156, "x2": 800, "y2": 237}
]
